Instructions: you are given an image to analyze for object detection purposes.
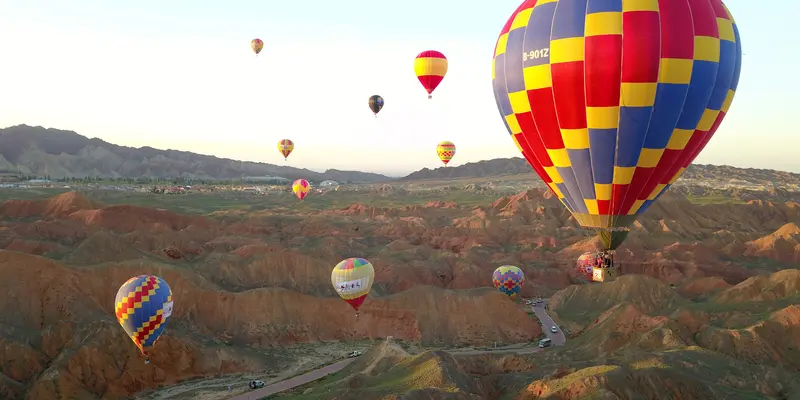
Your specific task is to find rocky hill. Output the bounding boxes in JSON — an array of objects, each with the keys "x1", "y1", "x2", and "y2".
[
  {"x1": 400, "y1": 157, "x2": 800, "y2": 189},
  {"x1": 0, "y1": 188, "x2": 799, "y2": 399},
  {"x1": 284, "y1": 271, "x2": 800, "y2": 399},
  {"x1": 0, "y1": 125, "x2": 390, "y2": 182}
]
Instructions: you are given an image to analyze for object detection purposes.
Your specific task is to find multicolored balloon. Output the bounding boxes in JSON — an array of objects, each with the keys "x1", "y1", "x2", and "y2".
[
  {"x1": 492, "y1": 0, "x2": 742, "y2": 252},
  {"x1": 331, "y1": 257, "x2": 375, "y2": 316},
  {"x1": 576, "y1": 252, "x2": 595, "y2": 281},
  {"x1": 278, "y1": 139, "x2": 294, "y2": 160},
  {"x1": 251, "y1": 38, "x2": 263, "y2": 55},
  {"x1": 292, "y1": 179, "x2": 310, "y2": 200},
  {"x1": 114, "y1": 275, "x2": 173, "y2": 364},
  {"x1": 368, "y1": 95, "x2": 384, "y2": 117},
  {"x1": 492, "y1": 265, "x2": 525, "y2": 298},
  {"x1": 436, "y1": 141, "x2": 456, "y2": 166},
  {"x1": 414, "y1": 50, "x2": 447, "y2": 99}
]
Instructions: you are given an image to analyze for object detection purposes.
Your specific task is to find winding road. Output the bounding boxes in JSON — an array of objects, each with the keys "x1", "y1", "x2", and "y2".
[{"x1": 226, "y1": 298, "x2": 563, "y2": 399}]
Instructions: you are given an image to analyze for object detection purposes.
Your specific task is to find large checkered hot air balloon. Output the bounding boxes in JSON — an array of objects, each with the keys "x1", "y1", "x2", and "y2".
[
  {"x1": 414, "y1": 50, "x2": 448, "y2": 99},
  {"x1": 492, "y1": 0, "x2": 741, "y2": 261},
  {"x1": 114, "y1": 275, "x2": 173, "y2": 364},
  {"x1": 331, "y1": 258, "x2": 375, "y2": 317},
  {"x1": 492, "y1": 265, "x2": 525, "y2": 298}
]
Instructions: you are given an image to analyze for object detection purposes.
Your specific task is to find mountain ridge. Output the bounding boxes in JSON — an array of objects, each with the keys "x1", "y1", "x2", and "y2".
[
  {"x1": 0, "y1": 125, "x2": 390, "y2": 183},
  {"x1": 399, "y1": 157, "x2": 800, "y2": 187}
]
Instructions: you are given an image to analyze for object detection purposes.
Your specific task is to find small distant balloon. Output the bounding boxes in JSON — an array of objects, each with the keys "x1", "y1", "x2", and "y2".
[
  {"x1": 292, "y1": 179, "x2": 310, "y2": 200},
  {"x1": 436, "y1": 141, "x2": 455, "y2": 166},
  {"x1": 368, "y1": 95, "x2": 384, "y2": 117},
  {"x1": 114, "y1": 275, "x2": 174, "y2": 364},
  {"x1": 576, "y1": 252, "x2": 595, "y2": 281},
  {"x1": 492, "y1": 265, "x2": 524, "y2": 299},
  {"x1": 414, "y1": 50, "x2": 447, "y2": 99},
  {"x1": 278, "y1": 139, "x2": 294, "y2": 161},
  {"x1": 251, "y1": 38, "x2": 264, "y2": 55}
]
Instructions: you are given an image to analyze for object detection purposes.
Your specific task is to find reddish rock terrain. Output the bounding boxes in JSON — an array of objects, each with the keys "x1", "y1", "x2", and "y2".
[{"x1": 0, "y1": 189, "x2": 798, "y2": 399}]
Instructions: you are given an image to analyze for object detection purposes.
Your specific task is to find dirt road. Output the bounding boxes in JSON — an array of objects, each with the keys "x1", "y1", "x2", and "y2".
[{"x1": 225, "y1": 299, "x2": 563, "y2": 399}]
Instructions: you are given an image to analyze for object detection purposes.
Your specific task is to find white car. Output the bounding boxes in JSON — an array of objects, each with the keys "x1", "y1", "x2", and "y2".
[
  {"x1": 551, "y1": 326, "x2": 558, "y2": 333},
  {"x1": 347, "y1": 350, "x2": 362, "y2": 358},
  {"x1": 249, "y1": 380, "x2": 265, "y2": 389}
]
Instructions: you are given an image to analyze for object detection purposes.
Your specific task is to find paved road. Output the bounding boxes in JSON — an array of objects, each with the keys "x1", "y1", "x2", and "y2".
[
  {"x1": 531, "y1": 300, "x2": 566, "y2": 345},
  {"x1": 225, "y1": 299, "x2": 563, "y2": 398},
  {"x1": 227, "y1": 358, "x2": 354, "y2": 400}
]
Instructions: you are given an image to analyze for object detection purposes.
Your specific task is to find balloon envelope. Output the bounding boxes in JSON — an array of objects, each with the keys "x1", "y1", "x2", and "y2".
[
  {"x1": 251, "y1": 38, "x2": 263, "y2": 55},
  {"x1": 278, "y1": 139, "x2": 294, "y2": 160},
  {"x1": 492, "y1": 265, "x2": 525, "y2": 298},
  {"x1": 436, "y1": 141, "x2": 456, "y2": 165},
  {"x1": 331, "y1": 257, "x2": 375, "y2": 312},
  {"x1": 368, "y1": 95, "x2": 384, "y2": 115},
  {"x1": 114, "y1": 275, "x2": 173, "y2": 354},
  {"x1": 414, "y1": 50, "x2": 447, "y2": 98},
  {"x1": 292, "y1": 179, "x2": 310, "y2": 200},
  {"x1": 491, "y1": 0, "x2": 742, "y2": 250}
]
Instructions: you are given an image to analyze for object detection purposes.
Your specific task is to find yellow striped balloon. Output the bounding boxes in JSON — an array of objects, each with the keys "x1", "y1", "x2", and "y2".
[
  {"x1": 436, "y1": 141, "x2": 456, "y2": 166},
  {"x1": 414, "y1": 50, "x2": 447, "y2": 99},
  {"x1": 331, "y1": 257, "x2": 375, "y2": 316},
  {"x1": 292, "y1": 179, "x2": 310, "y2": 200}
]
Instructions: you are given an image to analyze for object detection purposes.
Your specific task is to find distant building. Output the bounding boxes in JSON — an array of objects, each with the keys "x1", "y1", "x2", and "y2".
[{"x1": 319, "y1": 180, "x2": 339, "y2": 188}]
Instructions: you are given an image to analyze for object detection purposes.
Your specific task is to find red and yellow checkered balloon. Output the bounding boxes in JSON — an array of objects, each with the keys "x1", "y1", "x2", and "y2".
[
  {"x1": 436, "y1": 141, "x2": 456, "y2": 166},
  {"x1": 492, "y1": 0, "x2": 742, "y2": 245}
]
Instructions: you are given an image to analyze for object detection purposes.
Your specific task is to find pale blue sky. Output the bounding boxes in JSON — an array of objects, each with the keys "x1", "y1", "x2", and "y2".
[{"x1": 0, "y1": 0, "x2": 796, "y2": 174}]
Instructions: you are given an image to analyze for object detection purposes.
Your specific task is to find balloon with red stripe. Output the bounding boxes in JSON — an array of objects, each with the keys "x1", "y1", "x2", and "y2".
[{"x1": 414, "y1": 50, "x2": 448, "y2": 99}]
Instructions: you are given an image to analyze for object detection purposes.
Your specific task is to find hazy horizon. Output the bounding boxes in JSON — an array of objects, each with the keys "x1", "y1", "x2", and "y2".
[{"x1": 2, "y1": 1, "x2": 799, "y2": 173}]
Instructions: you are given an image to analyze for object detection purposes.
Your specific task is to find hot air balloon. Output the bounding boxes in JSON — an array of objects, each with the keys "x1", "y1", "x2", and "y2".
[
  {"x1": 414, "y1": 50, "x2": 448, "y2": 99},
  {"x1": 331, "y1": 257, "x2": 375, "y2": 317},
  {"x1": 436, "y1": 141, "x2": 456, "y2": 166},
  {"x1": 251, "y1": 38, "x2": 264, "y2": 55},
  {"x1": 114, "y1": 275, "x2": 173, "y2": 364},
  {"x1": 576, "y1": 252, "x2": 595, "y2": 281},
  {"x1": 368, "y1": 95, "x2": 384, "y2": 117},
  {"x1": 492, "y1": 265, "x2": 525, "y2": 299},
  {"x1": 492, "y1": 0, "x2": 742, "y2": 275},
  {"x1": 292, "y1": 179, "x2": 310, "y2": 200},
  {"x1": 278, "y1": 139, "x2": 294, "y2": 161}
]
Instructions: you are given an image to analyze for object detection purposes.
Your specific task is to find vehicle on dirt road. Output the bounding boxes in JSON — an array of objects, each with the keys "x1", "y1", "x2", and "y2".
[
  {"x1": 538, "y1": 338, "x2": 552, "y2": 348},
  {"x1": 249, "y1": 380, "x2": 265, "y2": 389},
  {"x1": 347, "y1": 350, "x2": 362, "y2": 358}
]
